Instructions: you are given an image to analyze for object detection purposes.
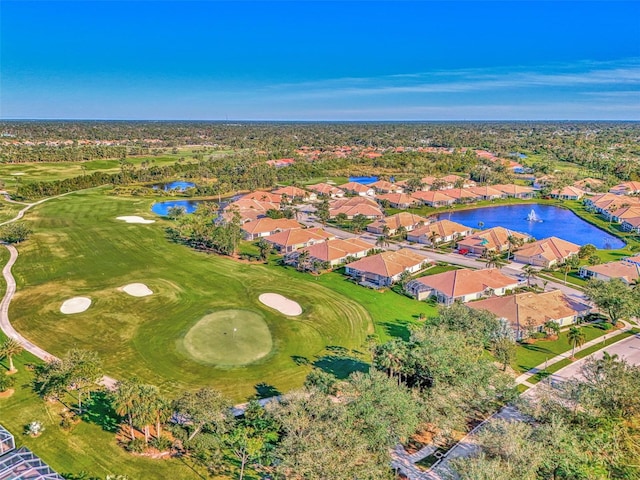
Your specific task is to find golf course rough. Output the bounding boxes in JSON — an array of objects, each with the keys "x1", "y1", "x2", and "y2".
[{"x1": 181, "y1": 310, "x2": 273, "y2": 366}]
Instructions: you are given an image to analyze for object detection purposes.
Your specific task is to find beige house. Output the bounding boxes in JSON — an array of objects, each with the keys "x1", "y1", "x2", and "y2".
[
  {"x1": 512, "y1": 236, "x2": 580, "y2": 268},
  {"x1": 579, "y1": 261, "x2": 640, "y2": 285},
  {"x1": 307, "y1": 183, "x2": 345, "y2": 198},
  {"x1": 345, "y1": 248, "x2": 432, "y2": 288},
  {"x1": 367, "y1": 212, "x2": 430, "y2": 236},
  {"x1": 329, "y1": 196, "x2": 384, "y2": 219},
  {"x1": 369, "y1": 180, "x2": 403, "y2": 194},
  {"x1": 272, "y1": 186, "x2": 316, "y2": 201},
  {"x1": 411, "y1": 190, "x2": 456, "y2": 207},
  {"x1": 456, "y1": 227, "x2": 531, "y2": 256},
  {"x1": 405, "y1": 268, "x2": 519, "y2": 304},
  {"x1": 265, "y1": 227, "x2": 335, "y2": 253},
  {"x1": 406, "y1": 220, "x2": 473, "y2": 245},
  {"x1": 285, "y1": 238, "x2": 373, "y2": 269},
  {"x1": 468, "y1": 185, "x2": 506, "y2": 201},
  {"x1": 609, "y1": 181, "x2": 640, "y2": 196},
  {"x1": 339, "y1": 182, "x2": 375, "y2": 197},
  {"x1": 550, "y1": 185, "x2": 586, "y2": 201},
  {"x1": 223, "y1": 198, "x2": 281, "y2": 223},
  {"x1": 241, "y1": 218, "x2": 302, "y2": 240},
  {"x1": 376, "y1": 193, "x2": 418, "y2": 209},
  {"x1": 469, "y1": 290, "x2": 591, "y2": 340},
  {"x1": 444, "y1": 188, "x2": 482, "y2": 203},
  {"x1": 493, "y1": 184, "x2": 535, "y2": 199}
]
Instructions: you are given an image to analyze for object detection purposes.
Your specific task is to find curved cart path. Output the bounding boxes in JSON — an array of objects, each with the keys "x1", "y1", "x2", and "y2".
[{"x1": 0, "y1": 189, "x2": 119, "y2": 389}]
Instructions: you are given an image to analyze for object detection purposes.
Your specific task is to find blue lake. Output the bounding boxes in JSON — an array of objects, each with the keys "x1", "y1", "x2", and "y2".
[
  {"x1": 349, "y1": 176, "x2": 378, "y2": 185},
  {"x1": 153, "y1": 181, "x2": 196, "y2": 191},
  {"x1": 437, "y1": 204, "x2": 625, "y2": 249},
  {"x1": 151, "y1": 200, "x2": 203, "y2": 216}
]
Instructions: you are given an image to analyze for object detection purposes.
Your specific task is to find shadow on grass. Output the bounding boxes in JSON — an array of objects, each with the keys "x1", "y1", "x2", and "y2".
[
  {"x1": 254, "y1": 382, "x2": 281, "y2": 399},
  {"x1": 313, "y1": 355, "x2": 369, "y2": 380},
  {"x1": 380, "y1": 319, "x2": 414, "y2": 341},
  {"x1": 80, "y1": 391, "x2": 119, "y2": 433},
  {"x1": 291, "y1": 355, "x2": 310, "y2": 366}
]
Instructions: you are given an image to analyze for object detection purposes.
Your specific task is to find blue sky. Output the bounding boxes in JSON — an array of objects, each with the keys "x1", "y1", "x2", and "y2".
[{"x1": 1, "y1": 1, "x2": 639, "y2": 120}]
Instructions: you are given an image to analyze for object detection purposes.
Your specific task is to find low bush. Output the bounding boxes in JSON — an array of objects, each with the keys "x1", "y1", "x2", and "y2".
[
  {"x1": 149, "y1": 435, "x2": 173, "y2": 452},
  {"x1": 125, "y1": 438, "x2": 147, "y2": 453}
]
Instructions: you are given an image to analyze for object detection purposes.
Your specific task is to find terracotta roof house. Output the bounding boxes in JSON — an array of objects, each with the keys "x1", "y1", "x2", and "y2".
[
  {"x1": 609, "y1": 181, "x2": 640, "y2": 196},
  {"x1": 242, "y1": 191, "x2": 283, "y2": 204},
  {"x1": 440, "y1": 174, "x2": 476, "y2": 188},
  {"x1": 585, "y1": 193, "x2": 640, "y2": 214},
  {"x1": 375, "y1": 193, "x2": 418, "y2": 209},
  {"x1": 329, "y1": 196, "x2": 384, "y2": 219},
  {"x1": 573, "y1": 178, "x2": 604, "y2": 192},
  {"x1": 406, "y1": 219, "x2": 473, "y2": 245},
  {"x1": 469, "y1": 290, "x2": 591, "y2": 339},
  {"x1": 369, "y1": 180, "x2": 403, "y2": 194},
  {"x1": 272, "y1": 186, "x2": 317, "y2": 201},
  {"x1": 406, "y1": 268, "x2": 519, "y2": 304},
  {"x1": 550, "y1": 185, "x2": 587, "y2": 201},
  {"x1": 456, "y1": 227, "x2": 531, "y2": 256},
  {"x1": 533, "y1": 175, "x2": 556, "y2": 189},
  {"x1": 493, "y1": 184, "x2": 535, "y2": 199},
  {"x1": 512, "y1": 236, "x2": 580, "y2": 268},
  {"x1": 444, "y1": 188, "x2": 482, "y2": 203},
  {"x1": 285, "y1": 238, "x2": 373, "y2": 268},
  {"x1": 367, "y1": 212, "x2": 430, "y2": 235},
  {"x1": 345, "y1": 248, "x2": 433, "y2": 288},
  {"x1": 468, "y1": 185, "x2": 507, "y2": 201},
  {"x1": 265, "y1": 227, "x2": 335, "y2": 253},
  {"x1": 223, "y1": 198, "x2": 280, "y2": 223},
  {"x1": 266, "y1": 158, "x2": 295, "y2": 168},
  {"x1": 621, "y1": 216, "x2": 640, "y2": 234},
  {"x1": 419, "y1": 176, "x2": 437, "y2": 190},
  {"x1": 339, "y1": 182, "x2": 375, "y2": 197},
  {"x1": 307, "y1": 183, "x2": 345, "y2": 198},
  {"x1": 624, "y1": 255, "x2": 640, "y2": 266},
  {"x1": 411, "y1": 190, "x2": 456, "y2": 207},
  {"x1": 241, "y1": 218, "x2": 302, "y2": 240},
  {"x1": 602, "y1": 206, "x2": 640, "y2": 223},
  {"x1": 579, "y1": 261, "x2": 640, "y2": 285}
]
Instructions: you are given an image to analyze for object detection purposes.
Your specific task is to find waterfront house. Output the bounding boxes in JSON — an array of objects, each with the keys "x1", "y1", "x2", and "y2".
[
  {"x1": 512, "y1": 236, "x2": 580, "y2": 268},
  {"x1": 405, "y1": 268, "x2": 519, "y2": 304},
  {"x1": 411, "y1": 190, "x2": 456, "y2": 207},
  {"x1": 406, "y1": 219, "x2": 473, "y2": 245}
]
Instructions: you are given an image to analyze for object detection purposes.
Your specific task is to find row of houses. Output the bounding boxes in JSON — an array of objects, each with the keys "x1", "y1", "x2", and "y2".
[
  {"x1": 579, "y1": 255, "x2": 640, "y2": 285},
  {"x1": 584, "y1": 193, "x2": 640, "y2": 233}
]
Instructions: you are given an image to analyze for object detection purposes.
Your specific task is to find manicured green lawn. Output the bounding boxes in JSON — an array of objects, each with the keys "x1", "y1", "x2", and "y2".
[
  {"x1": 512, "y1": 324, "x2": 611, "y2": 373},
  {"x1": 9, "y1": 188, "x2": 373, "y2": 401},
  {"x1": 0, "y1": 198, "x2": 24, "y2": 224}
]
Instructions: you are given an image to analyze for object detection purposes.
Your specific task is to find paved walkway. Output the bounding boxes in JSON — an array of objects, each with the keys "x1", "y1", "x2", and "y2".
[{"x1": 515, "y1": 320, "x2": 632, "y2": 386}]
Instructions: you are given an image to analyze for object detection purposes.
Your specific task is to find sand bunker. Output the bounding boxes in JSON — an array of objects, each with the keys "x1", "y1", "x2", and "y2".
[
  {"x1": 116, "y1": 216, "x2": 156, "y2": 224},
  {"x1": 10, "y1": 172, "x2": 25, "y2": 176},
  {"x1": 122, "y1": 283, "x2": 153, "y2": 297},
  {"x1": 259, "y1": 293, "x2": 302, "y2": 316},
  {"x1": 60, "y1": 297, "x2": 92, "y2": 314}
]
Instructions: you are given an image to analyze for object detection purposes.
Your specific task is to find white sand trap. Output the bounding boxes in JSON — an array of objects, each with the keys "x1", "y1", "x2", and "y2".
[
  {"x1": 121, "y1": 283, "x2": 153, "y2": 297},
  {"x1": 116, "y1": 216, "x2": 156, "y2": 224},
  {"x1": 10, "y1": 172, "x2": 25, "y2": 176},
  {"x1": 259, "y1": 293, "x2": 302, "y2": 316},
  {"x1": 60, "y1": 297, "x2": 92, "y2": 314}
]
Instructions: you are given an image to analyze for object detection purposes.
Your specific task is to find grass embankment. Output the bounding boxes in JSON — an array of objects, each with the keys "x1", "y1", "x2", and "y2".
[
  {"x1": 529, "y1": 329, "x2": 639, "y2": 384},
  {"x1": 511, "y1": 324, "x2": 612, "y2": 374},
  {"x1": 0, "y1": 341, "x2": 206, "y2": 479}
]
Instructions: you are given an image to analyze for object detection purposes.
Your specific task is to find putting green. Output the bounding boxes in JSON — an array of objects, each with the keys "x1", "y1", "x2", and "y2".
[{"x1": 182, "y1": 310, "x2": 273, "y2": 366}]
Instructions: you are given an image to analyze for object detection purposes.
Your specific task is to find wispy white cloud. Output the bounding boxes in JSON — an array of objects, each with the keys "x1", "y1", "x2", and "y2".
[{"x1": 261, "y1": 58, "x2": 640, "y2": 100}]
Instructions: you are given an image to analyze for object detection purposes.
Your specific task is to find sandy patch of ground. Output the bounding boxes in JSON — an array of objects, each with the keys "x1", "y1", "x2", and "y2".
[
  {"x1": 116, "y1": 216, "x2": 155, "y2": 224},
  {"x1": 121, "y1": 283, "x2": 153, "y2": 297},
  {"x1": 259, "y1": 293, "x2": 302, "y2": 316},
  {"x1": 60, "y1": 297, "x2": 92, "y2": 314},
  {"x1": 10, "y1": 173, "x2": 25, "y2": 176}
]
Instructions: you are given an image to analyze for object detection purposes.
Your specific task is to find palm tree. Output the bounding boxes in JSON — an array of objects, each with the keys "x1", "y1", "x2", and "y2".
[
  {"x1": 567, "y1": 326, "x2": 586, "y2": 358},
  {"x1": 429, "y1": 231, "x2": 440, "y2": 246},
  {"x1": 507, "y1": 235, "x2": 523, "y2": 260},
  {"x1": 484, "y1": 251, "x2": 503, "y2": 269},
  {"x1": 562, "y1": 256, "x2": 580, "y2": 285},
  {"x1": 451, "y1": 232, "x2": 461, "y2": 252},
  {"x1": 111, "y1": 378, "x2": 142, "y2": 440},
  {"x1": 257, "y1": 239, "x2": 270, "y2": 262},
  {"x1": 375, "y1": 235, "x2": 389, "y2": 248},
  {"x1": 297, "y1": 250, "x2": 310, "y2": 272},
  {"x1": 543, "y1": 320, "x2": 560, "y2": 338},
  {"x1": 134, "y1": 384, "x2": 161, "y2": 444},
  {"x1": 0, "y1": 338, "x2": 23, "y2": 374},
  {"x1": 522, "y1": 264, "x2": 537, "y2": 288}
]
